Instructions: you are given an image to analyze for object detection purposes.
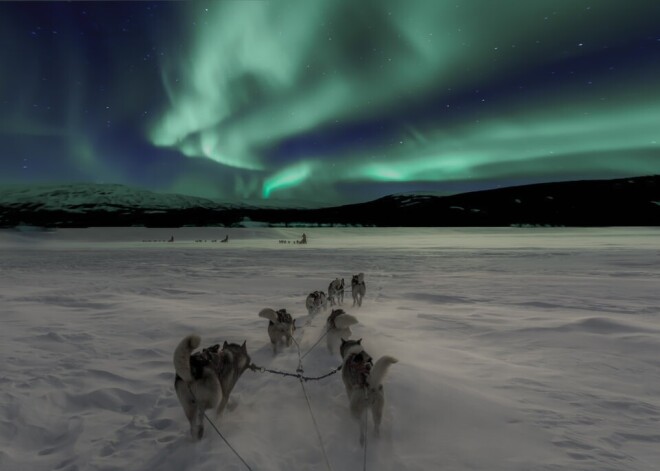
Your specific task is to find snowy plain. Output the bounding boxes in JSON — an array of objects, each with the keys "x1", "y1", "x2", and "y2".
[{"x1": 1, "y1": 227, "x2": 659, "y2": 471}]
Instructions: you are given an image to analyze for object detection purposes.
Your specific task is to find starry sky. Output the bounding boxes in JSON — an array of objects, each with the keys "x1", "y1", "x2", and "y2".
[{"x1": 1, "y1": 1, "x2": 659, "y2": 206}]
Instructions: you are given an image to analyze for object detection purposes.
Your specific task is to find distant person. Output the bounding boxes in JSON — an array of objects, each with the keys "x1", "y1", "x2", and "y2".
[
  {"x1": 168, "y1": 235, "x2": 174, "y2": 242},
  {"x1": 221, "y1": 235, "x2": 229, "y2": 243},
  {"x1": 300, "y1": 233, "x2": 307, "y2": 244}
]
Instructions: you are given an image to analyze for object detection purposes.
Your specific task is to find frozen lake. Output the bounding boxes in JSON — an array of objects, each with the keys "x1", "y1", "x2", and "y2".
[{"x1": 1, "y1": 227, "x2": 659, "y2": 471}]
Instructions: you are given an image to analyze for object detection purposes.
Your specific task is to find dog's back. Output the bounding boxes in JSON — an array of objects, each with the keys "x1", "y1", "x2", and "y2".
[
  {"x1": 340, "y1": 339, "x2": 371, "y2": 393},
  {"x1": 275, "y1": 309, "x2": 293, "y2": 325}
]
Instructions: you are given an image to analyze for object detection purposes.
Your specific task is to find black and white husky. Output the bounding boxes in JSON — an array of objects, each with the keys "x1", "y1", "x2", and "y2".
[
  {"x1": 259, "y1": 308, "x2": 296, "y2": 354},
  {"x1": 305, "y1": 290, "x2": 328, "y2": 315},
  {"x1": 328, "y1": 278, "x2": 345, "y2": 306},
  {"x1": 351, "y1": 273, "x2": 366, "y2": 307},
  {"x1": 173, "y1": 334, "x2": 251, "y2": 440},
  {"x1": 326, "y1": 309, "x2": 358, "y2": 354},
  {"x1": 340, "y1": 338, "x2": 397, "y2": 446}
]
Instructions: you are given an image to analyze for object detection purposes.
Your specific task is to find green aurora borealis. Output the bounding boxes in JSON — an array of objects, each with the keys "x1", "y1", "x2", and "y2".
[{"x1": 2, "y1": 1, "x2": 659, "y2": 205}]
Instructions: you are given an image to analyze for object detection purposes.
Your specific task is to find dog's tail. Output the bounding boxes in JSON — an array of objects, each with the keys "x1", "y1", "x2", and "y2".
[
  {"x1": 258, "y1": 308, "x2": 278, "y2": 323},
  {"x1": 369, "y1": 355, "x2": 398, "y2": 390},
  {"x1": 173, "y1": 334, "x2": 201, "y2": 382},
  {"x1": 333, "y1": 313, "x2": 358, "y2": 329}
]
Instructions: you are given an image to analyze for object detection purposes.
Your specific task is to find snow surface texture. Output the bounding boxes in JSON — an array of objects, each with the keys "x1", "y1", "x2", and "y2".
[{"x1": 0, "y1": 227, "x2": 659, "y2": 471}]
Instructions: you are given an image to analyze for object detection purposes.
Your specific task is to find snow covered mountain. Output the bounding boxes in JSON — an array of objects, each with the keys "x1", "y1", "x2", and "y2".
[
  {"x1": 0, "y1": 183, "x2": 239, "y2": 227},
  {"x1": 1, "y1": 176, "x2": 659, "y2": 227},
  {"x1": 0, "y1": 183, "x2": 228, "y2": 212}
]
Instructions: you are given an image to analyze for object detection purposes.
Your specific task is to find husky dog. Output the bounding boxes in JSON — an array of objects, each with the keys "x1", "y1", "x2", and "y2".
[
  {"x1": 305, "y1": 290, "x2": 328, "y2": 315},
  {"x1": 259, "y1": 308, "x2": 296, "y2": 354},
  {"x1": 328, "y1": 278, "x2": 345, "y2": 306},
  {"x1": 326, "y1": 309, "x2": 358, "y2": 354},
  {"x1": 351, "y1": 273, "x2": 366, "y2": 307},
  {"x1": 173, "y1": 334, "x2": 251, "y2": 440},
  {"x1": 340, "y1": 338, "x2": 397, "y2": 445}
]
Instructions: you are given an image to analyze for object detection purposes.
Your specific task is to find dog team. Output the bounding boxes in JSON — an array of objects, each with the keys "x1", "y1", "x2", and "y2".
[{"x1": 173, "y1": 271, "x2": 398, "y2": 445}]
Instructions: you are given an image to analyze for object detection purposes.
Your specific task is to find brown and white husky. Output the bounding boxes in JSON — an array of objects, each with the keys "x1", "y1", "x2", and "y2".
[{"x1": 173, "y1": 334, "x2": 251, "y2": 440}]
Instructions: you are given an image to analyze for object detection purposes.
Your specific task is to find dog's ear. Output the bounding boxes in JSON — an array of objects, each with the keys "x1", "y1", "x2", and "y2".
[
  {"x1": 241, "y1": 340, "x2": 247, "y2": 352},
  {"x1": 223, "y1": 340, "x2": 229, "y2": 349},
  {"x1": 209, "y1": 344, "x2": 220, "y2": 353},
  {"x1": 357, "y1": 338, "x2": 362, "y2": 345},
  {"x1": 341, "y1": 338, "x2": 347, "y2": 345}
]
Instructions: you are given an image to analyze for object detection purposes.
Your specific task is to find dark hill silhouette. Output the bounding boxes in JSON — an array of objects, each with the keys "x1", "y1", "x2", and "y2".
[{"x1": 1, "y1": 176, "x2": 658, "y2": 228}]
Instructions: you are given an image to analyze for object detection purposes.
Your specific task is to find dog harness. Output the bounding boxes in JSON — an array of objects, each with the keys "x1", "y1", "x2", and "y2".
[
  {"x1": 275, "y1": 309, "x2": 293, "y2": 324},
  {"x1": 187, "y1": 346, "x2": 227, "y2": 380},
  {"x1": 346, "y1": 352, "x2": 373, "y2": 389}
]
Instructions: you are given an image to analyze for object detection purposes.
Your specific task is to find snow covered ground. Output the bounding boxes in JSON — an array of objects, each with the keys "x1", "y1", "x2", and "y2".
[{"x1": 1, "y1": 227, "x2": 659, "y2": 471}]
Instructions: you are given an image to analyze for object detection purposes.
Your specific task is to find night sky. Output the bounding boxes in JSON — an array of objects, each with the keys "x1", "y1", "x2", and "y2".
[{"x1": 1, "y1": 1, "x2": 659, "y2": 206}]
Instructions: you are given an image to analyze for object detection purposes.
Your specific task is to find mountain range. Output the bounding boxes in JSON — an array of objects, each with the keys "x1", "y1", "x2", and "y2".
[{"x1": 1, "y1": 176, "x2": 659, "y2": 228}]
